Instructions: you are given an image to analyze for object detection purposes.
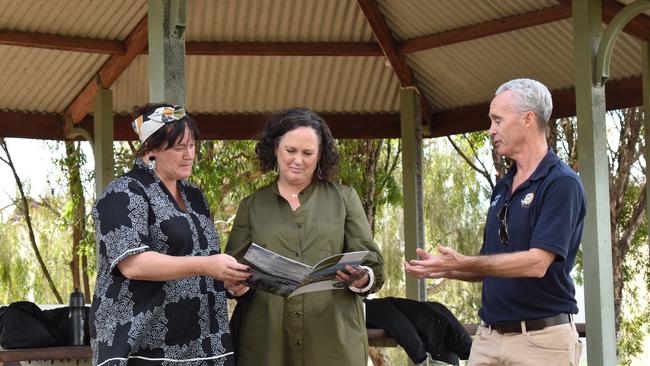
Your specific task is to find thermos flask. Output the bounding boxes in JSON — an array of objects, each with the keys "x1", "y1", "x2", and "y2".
[{"x1": 69, "y1": 288, "x2": 86, "y2": 346}]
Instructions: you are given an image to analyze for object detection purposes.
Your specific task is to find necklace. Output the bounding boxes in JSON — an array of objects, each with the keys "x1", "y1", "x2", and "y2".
[{"x1": 290, "y1": 193, "x2": 299, "y2": 198}]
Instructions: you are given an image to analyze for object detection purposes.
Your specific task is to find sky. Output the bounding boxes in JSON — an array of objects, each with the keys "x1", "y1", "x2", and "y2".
[{"x1": 0, "y1": 138, "x2": 94, "y2": 215}]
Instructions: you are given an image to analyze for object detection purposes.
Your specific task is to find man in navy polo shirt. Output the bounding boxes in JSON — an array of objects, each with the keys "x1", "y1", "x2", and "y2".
[{"x1": 405, "y1": 78, "x2": 585, "y2": 365}]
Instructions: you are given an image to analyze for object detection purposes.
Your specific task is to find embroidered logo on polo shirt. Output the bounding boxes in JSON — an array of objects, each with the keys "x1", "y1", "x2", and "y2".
[
  {"x1": 521, "y1": 192, "x2": 534, "y2": 208},
  {"x1": 491, "y1": 194, "x2": 501, "y2": 207}
]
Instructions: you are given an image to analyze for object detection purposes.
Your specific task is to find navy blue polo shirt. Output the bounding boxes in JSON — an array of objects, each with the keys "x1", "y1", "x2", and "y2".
[{"x1": 479, "y1": 149, "x2": 586, "y2": 324}]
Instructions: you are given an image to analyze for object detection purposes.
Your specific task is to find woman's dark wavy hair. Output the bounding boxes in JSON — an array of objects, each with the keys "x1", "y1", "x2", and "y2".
[
  {"x1": 255, "y1": 108, "x2": 339, "y2": 182},
  {"x1": 133, "y1": 103, "x2": 200, "y2": 158}
]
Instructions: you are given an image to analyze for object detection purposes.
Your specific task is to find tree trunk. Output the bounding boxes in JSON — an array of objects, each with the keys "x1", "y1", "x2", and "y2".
[
  {"x1": 65, "y1": 142, "x2": 83, "y2": 294},
  {"x1": 0, "y1": 138, "x2": 63, "y2": 303}
]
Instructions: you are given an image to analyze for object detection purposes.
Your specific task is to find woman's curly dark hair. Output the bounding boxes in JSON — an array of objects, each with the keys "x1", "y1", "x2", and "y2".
[
  {"x1": 255, "y1": 108, "x2": 339, "y2": 182},
  {"x1": 132, "y1": 103, "x2": 200, "y2": 158}
]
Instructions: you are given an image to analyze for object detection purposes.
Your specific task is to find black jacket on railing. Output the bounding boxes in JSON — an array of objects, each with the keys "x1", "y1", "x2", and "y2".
[{"x1": 365, "y1": 297, "x2": 472, "y2": 365}]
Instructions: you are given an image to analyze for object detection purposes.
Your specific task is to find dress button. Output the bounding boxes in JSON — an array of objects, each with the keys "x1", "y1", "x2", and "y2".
[
  {"x1": 294, "y1": 252, "x2": 299, "y2": 257},
  {"x1": 297, "y1": 223, "x2": 302, "y2": 229},
  {"x1": 296, "y1": 340, "x2": 301, "y2": 346}
]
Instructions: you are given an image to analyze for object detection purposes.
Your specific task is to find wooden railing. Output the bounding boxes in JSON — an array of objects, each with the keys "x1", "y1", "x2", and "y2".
[{"x1": 0, "y1": 324, "x2": 586, "y2": 364}]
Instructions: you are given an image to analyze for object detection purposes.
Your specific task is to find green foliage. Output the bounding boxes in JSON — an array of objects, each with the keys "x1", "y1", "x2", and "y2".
[
  {"x1": 421, "y1": 138, "x2": 485, "y2": 324},
  {"x1": 0, "y1": 194, "x2": 83, "y2": 303},
  {"x1": 338, "y1": 139, "x2": 402, "y2": 210},
  {"x1": 190, "y1": 140, "x2": 275, "y2": 247}
]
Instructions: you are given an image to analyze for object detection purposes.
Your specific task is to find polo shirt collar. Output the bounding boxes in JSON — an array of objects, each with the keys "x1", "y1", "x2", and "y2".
[{"x1": 502, "y1": 148, "x2": 560, "y2": 192}]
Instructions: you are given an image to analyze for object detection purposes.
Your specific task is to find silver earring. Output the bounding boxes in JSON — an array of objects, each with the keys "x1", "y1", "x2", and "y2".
[
  {"x1": 317, "y1": 164, "x2": 322, "y2": 180},
  {"x1": 148, "y1": 157, "x2": 157, "y2": 171}
]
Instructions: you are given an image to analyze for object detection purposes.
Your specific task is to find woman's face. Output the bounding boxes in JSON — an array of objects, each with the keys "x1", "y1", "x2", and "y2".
[
  {"x1": 275, "y1": 126, "x2": 320, "y2": 187},
  {"x1": 150, "y1": 125, "x2": 196, "y2": 182}
]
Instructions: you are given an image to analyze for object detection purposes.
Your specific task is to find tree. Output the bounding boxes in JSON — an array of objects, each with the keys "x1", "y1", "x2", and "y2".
[
  {"x1": 58, "y1": 141, "x2": 93, "y2": 301},
  {"x1": 0, "y1": 138, "x2": 62, "y2": 303}
]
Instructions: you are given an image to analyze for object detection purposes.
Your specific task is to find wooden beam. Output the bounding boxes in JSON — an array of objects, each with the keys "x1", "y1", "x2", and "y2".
[
  {"x1": 429, "y1": 76, "x2": 643, "y2": 137},
  {"x1": 0, "y1": 30, "x2": 382, "y2": 57},
  {"x1": 356, "y1": 0, "x2": 415, "y2": 87},
  {"x1": 82, "y1": 112, "x2": 402, "y2": 140},
  {"x1": 63, "y1": 16, "x2": 148, "y2": 126},
  {"x1": 0, "y1": 30, "x2": 125, "y2": 54},
  {"x1": 399, "y1": 4, "x2": 572, "y2": 54},
  {"x1": 0, "y1": 111, "x2": 65, "y2": 139},
  {"x1": 356, "y1": 0, "x2": 432, "y2": 125},
  {"x1": 185, "y1": 41, "x2": 382, "y2": 56},
  {"x1": 1, "y1": 78, "x2": 641, "y2": 141}
]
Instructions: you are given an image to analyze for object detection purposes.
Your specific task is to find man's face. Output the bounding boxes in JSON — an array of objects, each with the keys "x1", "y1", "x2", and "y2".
[{"x1": 488, "y1": 90, "x2": 528, "y2": 158}]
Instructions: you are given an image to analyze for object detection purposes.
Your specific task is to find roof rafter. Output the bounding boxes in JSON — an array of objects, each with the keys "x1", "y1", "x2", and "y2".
[
  {"x1": 4, "y1": 2, "x2": 649, "y2": 60},
  {"x1": 184, "y1": 41, "x2": 382, "y2": 56},
  {"x1": 80, "y1": 112, "x2": 402, "y2": 140},
  {"x1": 63, "y1": 16, "x2": 148, "y2": 127},
  {"x1": 399, "y1": 3, "x2": 572, "y2": 54},
  {"x1": 0, "y1": 30, "x2": 125, "y2": 54},
  {"x1": 356, "y1": 0, "x2": 432, "y2": 124},
  {"x1": 356, "y1": 0, "x2": 415, "y2": 86}
]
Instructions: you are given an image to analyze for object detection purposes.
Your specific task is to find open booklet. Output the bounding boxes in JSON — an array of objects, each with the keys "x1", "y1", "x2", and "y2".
[{"x1": 240, "y1": 243, "x2": 369, "y2": 298}]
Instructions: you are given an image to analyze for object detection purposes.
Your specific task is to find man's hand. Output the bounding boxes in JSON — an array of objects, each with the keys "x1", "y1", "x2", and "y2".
[{"x1": 404, "y1": 246, "x2": 464, "y2": 279}]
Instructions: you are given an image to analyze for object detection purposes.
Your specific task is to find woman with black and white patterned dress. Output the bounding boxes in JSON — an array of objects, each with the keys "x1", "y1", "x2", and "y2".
[{"x1": 89, "y1": 104, "x2": 250, "y2": 366}]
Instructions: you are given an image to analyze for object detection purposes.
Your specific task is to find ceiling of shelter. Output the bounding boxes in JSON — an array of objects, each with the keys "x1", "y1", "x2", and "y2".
[{"x1": 0, "y1": 0, "x2": 648, "y2": 140}]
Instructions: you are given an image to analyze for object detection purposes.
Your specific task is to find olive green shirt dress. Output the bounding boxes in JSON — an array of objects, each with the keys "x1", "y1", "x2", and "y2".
[{"x1": 226, "y1": 180, "x2": 384, "y2": 366}]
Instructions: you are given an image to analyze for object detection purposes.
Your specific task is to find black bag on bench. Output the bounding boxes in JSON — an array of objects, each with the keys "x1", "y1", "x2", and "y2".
[{"x1": 0, "y1": 301, "x2": 73, "y2": 349}]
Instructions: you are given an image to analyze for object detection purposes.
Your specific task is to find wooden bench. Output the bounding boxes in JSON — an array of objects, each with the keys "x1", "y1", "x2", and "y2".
[
  {"x1": 0, "y1": 324, "x2": 586, "y2": 364},
  {"x1": 0, "y1": 346, "x2": 91, "y2": 365}
]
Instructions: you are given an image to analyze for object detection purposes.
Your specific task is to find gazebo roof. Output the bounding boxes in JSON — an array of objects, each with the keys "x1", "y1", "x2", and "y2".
[{"x1": 0, "y1": 0, "x2": 647, "y2": 140}]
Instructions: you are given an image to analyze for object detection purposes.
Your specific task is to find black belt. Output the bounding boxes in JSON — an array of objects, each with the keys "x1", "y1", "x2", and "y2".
[{"x1": 483, "y1": 313, "x2": 572, "y2": 334}]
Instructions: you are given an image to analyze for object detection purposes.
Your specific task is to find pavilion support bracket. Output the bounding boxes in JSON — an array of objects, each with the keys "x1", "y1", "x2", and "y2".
[{"x1": 594, "y1": 0, "x2": 650, "y2": 86}]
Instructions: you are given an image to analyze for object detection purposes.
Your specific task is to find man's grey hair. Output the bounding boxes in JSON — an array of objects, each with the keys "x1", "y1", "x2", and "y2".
[{"x1": 495, "y1": 78, "x2": 553, "y2": 131}]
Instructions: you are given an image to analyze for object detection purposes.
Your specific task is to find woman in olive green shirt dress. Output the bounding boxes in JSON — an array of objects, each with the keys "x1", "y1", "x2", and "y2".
[{"x1": 225, "y1": 108, "x2": 384, "y2": 366}]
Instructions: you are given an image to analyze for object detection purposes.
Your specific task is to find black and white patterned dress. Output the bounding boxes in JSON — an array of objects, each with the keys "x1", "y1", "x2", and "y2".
[{"x1": 89, "y1": 159, "x2": 234, "y2": 366}]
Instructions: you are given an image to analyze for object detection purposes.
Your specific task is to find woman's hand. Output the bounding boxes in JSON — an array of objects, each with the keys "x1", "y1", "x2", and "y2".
[
  {"x1": 224, "y1": 281, "x2": 250, "y2": 297},
  {"x1": 336, "y1": 265, "x2": 369, "y2": 289},
  {"x1": 205, "y1": 254, "x2": 250, "y2": 283}
]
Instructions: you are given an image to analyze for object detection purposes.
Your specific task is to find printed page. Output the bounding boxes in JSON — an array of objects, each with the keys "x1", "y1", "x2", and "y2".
[{"x1": 241, "y1": 243, "x2": 312, "y2": 297}]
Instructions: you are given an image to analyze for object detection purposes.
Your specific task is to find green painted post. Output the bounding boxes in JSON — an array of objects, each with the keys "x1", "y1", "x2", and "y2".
[
  {"x1": 93, "y1": 88, "x2": 114, "y2": 197},
  {"x1": 148, "y1": 0, "x2": 187, "y2": 106},
  {"x1": 641, "y1": 41, "x2": 650, "y2": 252},
  {"x1": 400, "y1": 88, "x2": 426, "y2": 303},
  {"x1": 572, "y1": 1, "x2": 617, "y2": 365}
]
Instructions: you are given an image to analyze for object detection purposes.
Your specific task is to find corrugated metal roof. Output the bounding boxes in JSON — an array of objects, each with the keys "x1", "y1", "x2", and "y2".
[
  {"x1": 406, "y1": 18, "x2": 643, "y2": 110},
  {"x1": 0, "y1": 45, "x2": 107, "y2": 112},
  {"x1": 186, "y1": 0, "x2": 374, "y2": 42},
  {"x1": 112, "y1": 54, "x2": 400, "y2": 114},
  {"x1": 0, "y1": 0, "x2": 146, "y2": 40},
  {"x1": 378, "y1": 0, "x2": 559, "y2": 41},
  {"x1": 0, "y1": 0, "x2": 648, "y2": 138}
]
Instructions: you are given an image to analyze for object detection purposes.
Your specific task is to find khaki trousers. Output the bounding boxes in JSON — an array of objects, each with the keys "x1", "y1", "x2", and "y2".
[{"x1": 467, "y1": 322, "x2": 582, "y2": 366}]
